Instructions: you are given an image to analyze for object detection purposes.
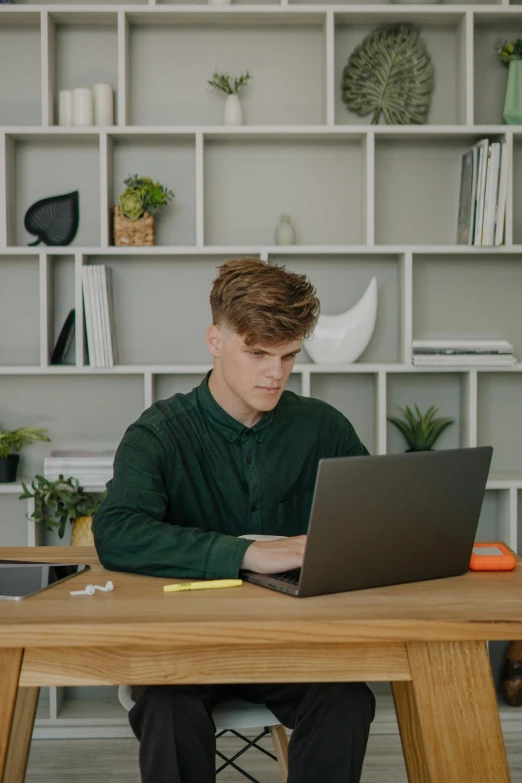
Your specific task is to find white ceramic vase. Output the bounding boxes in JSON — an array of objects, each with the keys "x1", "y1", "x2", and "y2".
[
  {"x1": 223, "y1": 94, "x2": 243, "y2": 126},
  {"x1": 303, "y1": 277, "x2": 378, "y2": 364}
]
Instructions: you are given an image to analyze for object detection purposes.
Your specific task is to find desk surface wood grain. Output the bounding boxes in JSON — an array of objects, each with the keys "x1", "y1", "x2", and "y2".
[{"x1": 1, "y1": 546, "x2": 522, "y2": 647}]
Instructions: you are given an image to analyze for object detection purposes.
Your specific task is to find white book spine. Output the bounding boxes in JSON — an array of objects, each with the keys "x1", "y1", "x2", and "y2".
[
  {"x1": 94, "y1": 266, "x2": 108, "y2": 368},
  {"x1": 91, "y1": 266, "x2": 103, "y2": 367},
  {"x1": 99, "y1": 265, "x2": 113, "y2": 367},
  {"x1": 481, "y1": 144, "x2": 494, "y2": 246},
  {"x1": 105, "y1": 266, "x2": 119, "y2": 365}
]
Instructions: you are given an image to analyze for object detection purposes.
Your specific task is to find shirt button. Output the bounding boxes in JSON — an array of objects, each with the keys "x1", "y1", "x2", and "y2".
[{"x1": 250, "y1": 505, "x2": 257, "y2": 512}]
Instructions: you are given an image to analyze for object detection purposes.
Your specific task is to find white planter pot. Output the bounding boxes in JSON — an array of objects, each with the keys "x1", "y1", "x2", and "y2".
[{"x1": 223, "y1": 94, "x2": 243, "y2": 126}]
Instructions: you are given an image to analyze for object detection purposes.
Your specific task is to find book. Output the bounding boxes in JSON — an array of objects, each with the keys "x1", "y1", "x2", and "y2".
[
  {"x1": 50, "y1": 309, "x2": 75, "y2": 365},
  {"x1": 412, "y1": 339, "x2": 514, "y2": 351},
  {"x1": 456, "y1": 148, "x2": 474, "y2": 245},
  {"x1": 482, "y1": 142, "x2": 501, "y2": 246},
  {"x1": 105, "y1": 265, "x2": 119, "y2": 365},
  {"x1": 81, "y1": 267, "x2": 96, "y2": 367},
  {"x1": 100, "y1": 266, "x2": 114, "y2": 367},
  {"x1": 473, "y1": 139, "x2": 489, "y2": 246},
  {"x1": 92, "y1": 266, "x2": 106, "y2": 367},
  {"x1": 413, "y1": 355, "x2": 516, "y2": 366},
  {"x1": 495, "y1": 139, "x2": 509, "y2": 246}
]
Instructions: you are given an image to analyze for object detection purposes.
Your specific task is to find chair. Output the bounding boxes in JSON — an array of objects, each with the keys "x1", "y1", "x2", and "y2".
[{"x1": 118, "y1": 685, "x2": 289, "y2": 782}]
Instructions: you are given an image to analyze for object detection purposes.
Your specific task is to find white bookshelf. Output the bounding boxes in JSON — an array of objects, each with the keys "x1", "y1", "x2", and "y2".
[{"x1": 1, "y1": 0, "x2": 522, "y2": 738}]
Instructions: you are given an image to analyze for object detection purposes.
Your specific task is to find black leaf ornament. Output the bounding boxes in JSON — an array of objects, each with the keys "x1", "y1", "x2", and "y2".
[{"x1": 24, "y1": 191, "x2": 80, "y2": 246}]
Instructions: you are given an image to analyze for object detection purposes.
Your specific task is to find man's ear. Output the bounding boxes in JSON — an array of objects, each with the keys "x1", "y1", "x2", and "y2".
[{"x1": 206, "y1": 324, "x2": 222, "y2": 358}]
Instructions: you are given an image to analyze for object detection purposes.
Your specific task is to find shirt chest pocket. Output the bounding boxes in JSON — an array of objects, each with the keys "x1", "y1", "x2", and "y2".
[{"x1": 276, "y1": 488, "x2": 315, "y2": 535}]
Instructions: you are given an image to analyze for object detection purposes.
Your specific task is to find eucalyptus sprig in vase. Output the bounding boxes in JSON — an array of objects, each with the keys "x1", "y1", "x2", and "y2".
[
  {"x1": 495, "y1": 38, "x2": 522, "y2": 124},
  {"x1": 207, "y1": 71, "x2": 252, "y2": 126}
]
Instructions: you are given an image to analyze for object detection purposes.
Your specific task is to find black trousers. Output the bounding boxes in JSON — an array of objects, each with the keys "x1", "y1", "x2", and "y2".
[{"x1": 128, "y1": 681, "x2": 376, "y2": 783}]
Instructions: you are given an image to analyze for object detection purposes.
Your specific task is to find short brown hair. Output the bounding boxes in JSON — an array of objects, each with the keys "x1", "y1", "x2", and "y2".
[{"x1": 210, "y1": 258, "x2": 320, "y2": 346}]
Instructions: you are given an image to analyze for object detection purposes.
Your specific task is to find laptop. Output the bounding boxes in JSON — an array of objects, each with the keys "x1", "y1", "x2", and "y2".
[{"x1": 241, "y1": 446, "x2": 493, "y2": 598}]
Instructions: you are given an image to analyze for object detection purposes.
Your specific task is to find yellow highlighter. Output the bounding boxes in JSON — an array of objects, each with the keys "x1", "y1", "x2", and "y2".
[{"x1": 164, "y1": 579, "x2": 243, "y2": 593}]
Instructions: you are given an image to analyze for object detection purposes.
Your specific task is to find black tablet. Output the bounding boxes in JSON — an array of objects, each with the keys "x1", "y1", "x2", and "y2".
[{"x1": 0, "y1": 562, "x2": 90, "y2": 601}]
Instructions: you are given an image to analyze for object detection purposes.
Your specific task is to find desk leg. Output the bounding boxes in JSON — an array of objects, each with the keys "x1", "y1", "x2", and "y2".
[
  {"x1": 0, "y1": 649, "x2": 23, "y2": 783},
  {"x1": 396, "y1": 640, "x2": 510, "y2": 783},
  {"x1": 391, "y1": 681, "x2": 431, "y2": 783},
  {"x1": 4, "y1": 687, "x2": 40, "y2": 783}
]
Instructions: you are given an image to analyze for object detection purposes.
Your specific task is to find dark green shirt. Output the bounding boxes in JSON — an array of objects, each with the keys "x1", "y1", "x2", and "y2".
[{"x1": 93, "y1": 372, "x2": 369, "y2": 580}]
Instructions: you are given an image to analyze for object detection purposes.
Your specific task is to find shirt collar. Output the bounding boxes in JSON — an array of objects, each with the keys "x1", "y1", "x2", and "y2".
[{"x1": 197, "y1": 371, "x2": 274, "y2": 443}]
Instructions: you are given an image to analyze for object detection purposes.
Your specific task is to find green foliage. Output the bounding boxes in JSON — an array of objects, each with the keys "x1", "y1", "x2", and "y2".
[
  {"x1": 119, "y1": 174, "x2": 175, "y2": 220},
  {"x1": 495, "y1": 38, "x2": 522, "y2": 66},
  {"x1": 207, "y1": 71, "x2": 252, "y2": 96},
  {"x1": 341, "y1": 24, "x2": 435, "y2": 125},
  {"x1": 387, "y1": 404, "x2": 454, "y2": 452},
  {"x1": 0, "y1": 426, "x2": 50, "y2": 459},
  {"x1": 19, "y1": 475, "x2": 107, "y2": 539}
]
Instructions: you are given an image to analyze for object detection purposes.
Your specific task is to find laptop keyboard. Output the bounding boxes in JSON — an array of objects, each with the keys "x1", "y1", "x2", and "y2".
[{"x1": 268, "y1": 568, "x2": 301, "y2": 585}]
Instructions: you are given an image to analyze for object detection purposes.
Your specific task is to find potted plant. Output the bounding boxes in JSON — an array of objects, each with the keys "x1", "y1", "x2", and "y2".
[
  {"x1": 495, "y1": 38, "x2": 522, "y2": 124},
  {"x1": 113, "y1": 173, "x2": 175, "y2": 247},
  {"x1": 387, "y1": 404, "x2": 454, "y2": 452},
  {"x1": 207, "y1": 70, "x2": 252, "y2": 126},
  {"x1": 19, "y1": 475, "x2": 106, "y2": 544},
  {"x1": 0, "y1": 426, "x2": 50, "y2": 483}
]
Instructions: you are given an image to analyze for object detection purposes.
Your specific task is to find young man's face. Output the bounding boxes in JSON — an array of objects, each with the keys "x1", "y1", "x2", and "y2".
[{"x1": 207, "y1": 326, "x2": 301, "y2": 413}]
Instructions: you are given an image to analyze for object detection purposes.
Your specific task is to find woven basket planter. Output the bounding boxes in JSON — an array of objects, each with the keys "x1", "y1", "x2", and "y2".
[{"x1": 113, "y1": 205, "x2": 155, "y2": 246}]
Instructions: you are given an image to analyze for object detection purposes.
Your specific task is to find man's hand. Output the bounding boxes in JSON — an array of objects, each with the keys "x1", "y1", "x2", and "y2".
[{"x1": 241, "y1": 535, "x2": 307, "y2": 574}]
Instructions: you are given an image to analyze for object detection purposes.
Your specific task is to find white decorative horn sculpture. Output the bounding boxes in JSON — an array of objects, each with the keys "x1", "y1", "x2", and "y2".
[{"x1": 304, "y1": 277, "x2": 378, "y2": 364}]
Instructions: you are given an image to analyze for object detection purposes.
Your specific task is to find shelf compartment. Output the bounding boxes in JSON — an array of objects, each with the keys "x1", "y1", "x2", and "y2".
[
  {"x1": 0, "y1": 15, "x2": 41, "y2": 126},
  {"x1": 8, "y1": 135, "x2": 101, "y2": 248},
  {"x1": 47, "y1": 255, "x2": 76, "y2": 368},
  {"x1": 310, "y1": 373, "x2": 377, "y2": 454},
  {"x1": 0, "y1": 256, "x2": 40, "y2": 367},
  {"x1": 474, "y1": 15, "x2": 520, "y2": 126},
  {"x1": 412, "y1": 253, "x2": 522, "y2": 362},
  {"x1": 50, "y1": 13, "x2": 119, "y2": 127},
  {"x1": 89, "y1": 254, "x2": 252, "y2": 365},
  {"x1": 478, "y1": 373, "x2": 522, "y2": 475},
  {"x1": 386, "y1": 372, "x2": 468, "y2": 453},
  {"x1": 374, "y1": 135, "x2": 505, "y2": 245},
  {"x1": 204, "y1": 138, "x2": 365, "y2": 245},
  {"x1": 334, "y1": 14, "x2": 467, "y2": 126},
  {"x1": 268, "y1": 253, "x2": 402, "y2": 364},
  {"x1": 0, "y1": 374, "x2": 145, "y2": 479},
  {"x1": 127, "y1": 17, "x2": 326, "y2": 126},
  {"x1": 109, "y1": 134, "x2": 196, "y2": 247},
  {"x1": 0, "y1": 496, "x2": 31, "y2": 547}
]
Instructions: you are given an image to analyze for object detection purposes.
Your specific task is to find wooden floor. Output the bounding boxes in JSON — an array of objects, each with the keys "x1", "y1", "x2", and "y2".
[{"x1": 25, "y1": 732, "x2": 522, "y2": 782}]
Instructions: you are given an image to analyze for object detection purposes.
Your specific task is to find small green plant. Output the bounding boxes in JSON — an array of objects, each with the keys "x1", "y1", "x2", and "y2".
[
  {"x1": 0, "y1": 426, "x2": 50, "y2": 459},
  {"x1": 19, "y1": 475, "x2": 107, "y2": 539},
  {"x1": 387, "y1": 404, "x2": 454, "y2": 452},
  {"x1": 207, "y1": 71, "x2": 252, "y2": 95},
  {"x1": 119, "y1": 174, "x2": 175, "y2": 221},
  {"x1": 495, "y1": 38, "x2": 522, "y2": 66}
]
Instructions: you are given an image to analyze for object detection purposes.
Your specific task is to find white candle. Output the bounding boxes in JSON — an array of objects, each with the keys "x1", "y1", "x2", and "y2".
[
  {"x1": 58, "y1": 89, "x2": 73, "y2": 126},
  {"x1": 72, "y1": 87, "x2": 94, "y2": 126},
  {"x1": 91, "y1": 82, "x2": 114, "y2": 126}
]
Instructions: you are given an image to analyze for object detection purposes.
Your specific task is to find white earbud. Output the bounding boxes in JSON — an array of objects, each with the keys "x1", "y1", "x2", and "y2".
[
  {"x1": 70, "y1": 584, "x2": 96, "y2": 596},
  {"x1": 94, "y1": 581, "x2": 114, "y2": 592}
]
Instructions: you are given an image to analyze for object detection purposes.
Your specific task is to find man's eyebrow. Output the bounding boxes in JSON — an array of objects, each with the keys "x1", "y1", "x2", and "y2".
[{"x1": 245, "y1": 347, "x2": 302, "y2": 355}]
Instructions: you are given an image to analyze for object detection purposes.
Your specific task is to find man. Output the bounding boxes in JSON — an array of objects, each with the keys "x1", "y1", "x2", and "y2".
[{"x1": 93, "y1": 257, "x2": 375, "y2": 783}]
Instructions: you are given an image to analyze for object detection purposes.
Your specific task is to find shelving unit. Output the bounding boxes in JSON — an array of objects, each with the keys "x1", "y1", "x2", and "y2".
[{"x1": 1, "y1": 0, "x2": 521, "y2": 739}]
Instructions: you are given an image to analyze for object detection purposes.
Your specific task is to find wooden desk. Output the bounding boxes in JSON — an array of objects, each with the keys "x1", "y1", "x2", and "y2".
[{"x1": 1, "y1": 546, "x2": 521, "y2": 783}]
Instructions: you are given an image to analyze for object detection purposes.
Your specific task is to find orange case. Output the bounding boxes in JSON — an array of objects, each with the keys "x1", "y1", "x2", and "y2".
[{"x1": 469, "y1": 542, "x2": 516, "y2": 571}]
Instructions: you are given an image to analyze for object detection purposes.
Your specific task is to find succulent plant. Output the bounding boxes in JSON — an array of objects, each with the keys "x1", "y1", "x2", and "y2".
[
  {"x1": 387, "y1": 404, "x2": 454, "y2": 452},
  {"x1": 119, "y1": 174, "x2": 175, "y2": 220}
]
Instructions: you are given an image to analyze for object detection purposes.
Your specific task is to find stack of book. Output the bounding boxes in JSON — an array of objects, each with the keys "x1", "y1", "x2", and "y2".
[
  {"x1": 456, "y1": 138, "x2": 509, "y2": 247},
  {"x1": 412, "y1": 340, "x2": 516, "y2": 366},
  {"x1": 82, "y1": 265, "x2": 119, "y2": 368},
  {"x1": 43, "y1": 449, "x2": 115, "y2": 487}
]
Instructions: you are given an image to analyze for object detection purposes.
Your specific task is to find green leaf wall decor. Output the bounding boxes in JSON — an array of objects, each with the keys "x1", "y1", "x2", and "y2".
[{"x1": 341, "y1": 24, "x2": 435, "y2": 125}]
